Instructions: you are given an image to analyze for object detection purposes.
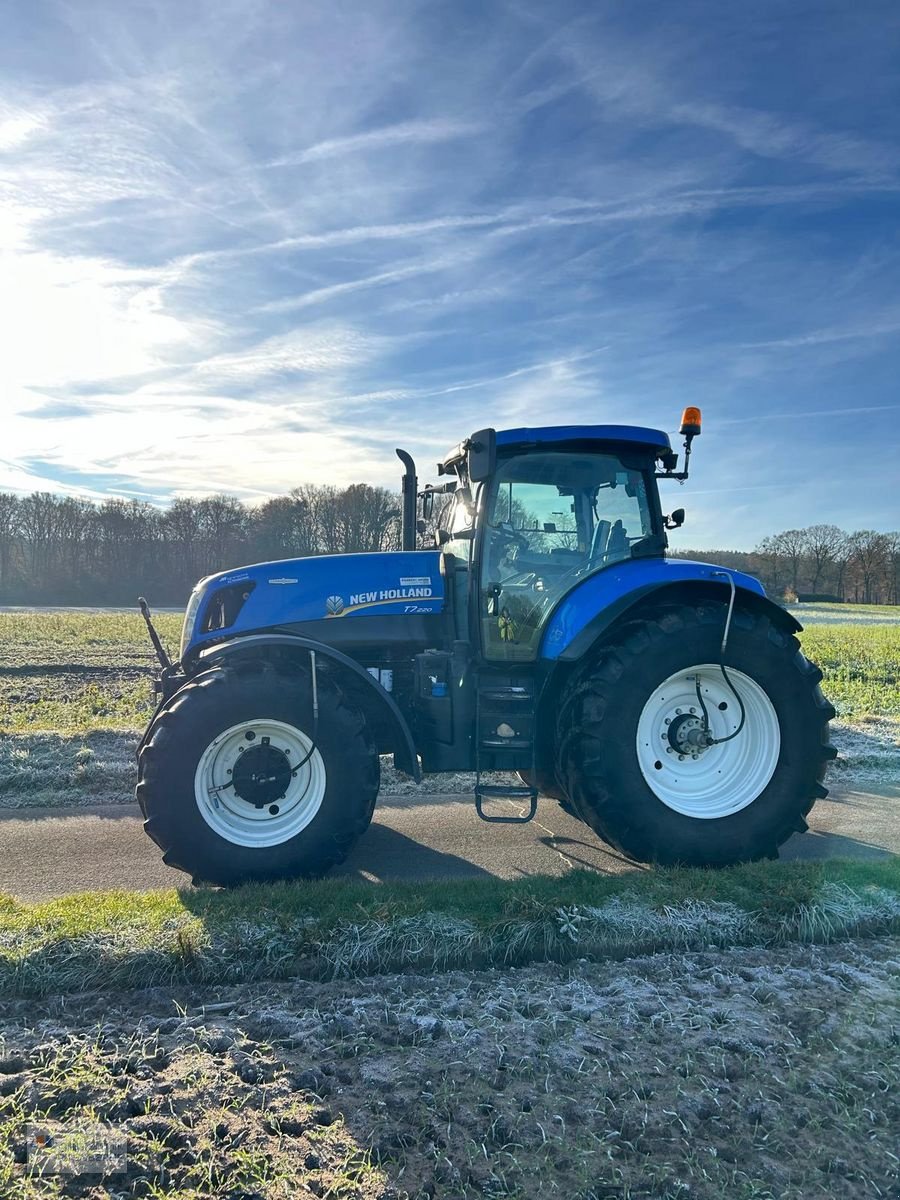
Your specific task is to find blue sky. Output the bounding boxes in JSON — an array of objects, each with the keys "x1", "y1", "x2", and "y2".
[{"x1": 1, "y1": 0, "x2": 898, "y2": 548}]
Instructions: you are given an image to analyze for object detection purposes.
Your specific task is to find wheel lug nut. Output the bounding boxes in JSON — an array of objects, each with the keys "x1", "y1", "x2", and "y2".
[
  {"x1": 678, "y1": 754, "x2": 685, "y2": 761},
  {"x1": 676, "y1": 708, "x2": 682, "y2": 715},
  {"x1": 664, "y1": 718, "x2": 671, "y2": 725}
]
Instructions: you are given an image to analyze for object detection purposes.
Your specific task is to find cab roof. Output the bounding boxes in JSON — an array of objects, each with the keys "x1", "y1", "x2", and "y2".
[
  {"x1": 496, "y1": 425, "x2": 671, "y2": 451},
  {"x1": 438, "y1": 424, "x2": 671, "y2": 476}
]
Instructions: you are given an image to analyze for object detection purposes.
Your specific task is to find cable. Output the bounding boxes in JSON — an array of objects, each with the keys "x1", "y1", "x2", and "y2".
[
  {"x1": 693, "y1": 571, "x2": 747, "y2": 746},
  {"x1": 290, "y1": 649, "x2": 320, "y2": 777},
  {"x1": 695, "y1": 667, "x2": 746, "y2": 746}
]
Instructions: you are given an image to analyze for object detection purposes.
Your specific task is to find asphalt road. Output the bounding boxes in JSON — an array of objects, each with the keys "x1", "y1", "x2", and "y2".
[{"x1": 1, "y1": 782, "x2": 897, "y2": 900}]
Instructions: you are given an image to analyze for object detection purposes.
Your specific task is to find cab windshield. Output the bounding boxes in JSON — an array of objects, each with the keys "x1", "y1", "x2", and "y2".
[{"x1": 480, "y1": 451, "x2": 656, "y2": 660}]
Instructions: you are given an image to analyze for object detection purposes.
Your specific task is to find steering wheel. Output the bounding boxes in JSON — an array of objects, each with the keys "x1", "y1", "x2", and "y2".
[
  {"x1": 493, "y1": 522, "x2": 528, "y2": 552},
  {"x1": 488, "y1": 523, "x2": 529, "y2": 581}
]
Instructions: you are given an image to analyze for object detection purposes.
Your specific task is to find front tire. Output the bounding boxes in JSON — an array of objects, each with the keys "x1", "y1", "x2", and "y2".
[
  {"x1": 557, "y1": 603, "x2": 836, "y2": 866},
  {"x1": 137, "y1": 660, "x2": 379, "y2": 886}
]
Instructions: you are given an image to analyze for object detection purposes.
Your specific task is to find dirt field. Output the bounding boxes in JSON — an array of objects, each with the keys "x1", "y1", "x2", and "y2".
[{"x1": 1, "y1": 937, "x2": 898, "y2": 1199}]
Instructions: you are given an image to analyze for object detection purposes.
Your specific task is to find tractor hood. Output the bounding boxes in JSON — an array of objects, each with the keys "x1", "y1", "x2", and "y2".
[{"x1": 181, "y1": 550, "x2": 445, "y2": 657}]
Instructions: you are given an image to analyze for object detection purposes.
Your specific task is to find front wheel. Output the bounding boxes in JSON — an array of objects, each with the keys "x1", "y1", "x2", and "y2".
[
  {"x1": 557, "y1": 603, "x2": 836, "y2": 866},
  {"x1": 137, "y1": 660, "x2": 379, "y2": 886}
]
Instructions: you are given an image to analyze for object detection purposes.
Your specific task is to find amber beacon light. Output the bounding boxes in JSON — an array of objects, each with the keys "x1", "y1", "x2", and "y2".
[{"x1": 680, "y1": 406, "x2": 702, "y2": 437}]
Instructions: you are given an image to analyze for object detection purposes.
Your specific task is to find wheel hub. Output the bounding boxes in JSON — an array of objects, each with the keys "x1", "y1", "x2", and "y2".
[
  {"x1": 231, "y1": 739, "x2": 293, "y2": 808},
  {"x1": 194, "y1": 719, "x2": 327, "y2": 848},
  {"x1": 666, "y1": 710, "x2": 710, "y2": 757}
]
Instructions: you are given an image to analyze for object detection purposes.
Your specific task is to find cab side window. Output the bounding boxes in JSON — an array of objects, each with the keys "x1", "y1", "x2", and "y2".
[{"x1": 480, "y1": 452, "x2": 653, "y2": 661}]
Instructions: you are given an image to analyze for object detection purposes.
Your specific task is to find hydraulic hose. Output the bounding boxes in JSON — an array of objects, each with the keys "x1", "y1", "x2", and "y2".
[{"x1": 694, "y1": 571, "x2": 747, "y2": 746}]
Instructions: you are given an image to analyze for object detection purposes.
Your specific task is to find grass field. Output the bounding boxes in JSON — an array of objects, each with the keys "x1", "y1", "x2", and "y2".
[
  {"x1": 1, "y1": 863, "x2": 899, "y2": 1199},
  {"x1": 2, "y1": 604, "x2": 896, "y2": 805},
  {"x1": 2, "y1": 935, "x2": 897, "y2": 1200}
]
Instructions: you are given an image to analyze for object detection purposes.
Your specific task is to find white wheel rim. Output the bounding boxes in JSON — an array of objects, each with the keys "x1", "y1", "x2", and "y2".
[
  {"x1": 194, "y1": 719, "x2": 326, "y2": 847},
  {"x1": 636, "y1": 664, "x2": 780, "y2": 818}
]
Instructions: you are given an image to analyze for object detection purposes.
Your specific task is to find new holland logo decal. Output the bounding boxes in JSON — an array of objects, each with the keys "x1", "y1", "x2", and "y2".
[{"x1": 324, "y1": 579, "x2": 435, "y2": 617}]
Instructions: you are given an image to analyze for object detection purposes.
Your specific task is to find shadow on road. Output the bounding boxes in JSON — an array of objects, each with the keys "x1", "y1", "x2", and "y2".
[
  {"x1": 337, "y1": 823, "x2": 493, "y2": 881},
  {"x1": 781, "y1": 828, "x2": 895, "y2": 861},
  {"x1": 535, "y1": 833, "x2": 647, "y2": 875}
]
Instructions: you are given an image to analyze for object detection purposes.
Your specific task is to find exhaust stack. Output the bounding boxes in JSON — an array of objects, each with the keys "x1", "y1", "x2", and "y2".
[{"x1": 395, "y1": 448, "x2": 417, "y2": 552}]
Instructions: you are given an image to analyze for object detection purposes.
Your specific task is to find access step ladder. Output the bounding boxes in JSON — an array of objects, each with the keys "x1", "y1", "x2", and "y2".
[{"x1": 474, "y1": 681, "x2": 539, "y2": 823}]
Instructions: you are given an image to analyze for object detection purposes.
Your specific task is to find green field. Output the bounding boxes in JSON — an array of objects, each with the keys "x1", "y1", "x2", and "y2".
[
  {"x1": 0, "y1": 607, "x2": 897, "y2": 733},
  {"x1": 0, "y1": 607, "x2": 896, "y2": 807}
]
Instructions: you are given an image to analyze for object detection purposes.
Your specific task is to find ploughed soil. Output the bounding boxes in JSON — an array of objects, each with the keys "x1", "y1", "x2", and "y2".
[{"x1": 1, "y1": 938, "x2": 898, "y2": 1199}]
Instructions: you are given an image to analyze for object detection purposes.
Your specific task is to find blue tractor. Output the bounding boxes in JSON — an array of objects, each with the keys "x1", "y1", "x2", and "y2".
[{"x1": 137, "y1": 411, "x2": 835, "y2": 886}]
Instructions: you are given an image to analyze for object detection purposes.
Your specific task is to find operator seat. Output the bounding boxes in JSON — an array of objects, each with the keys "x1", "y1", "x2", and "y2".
[
  {"x1": 606, "y1": 519, "x2": 627, "y2": 561},
  {"x1": 589, "y1": 518, "x2": 611, "y2": 564}
]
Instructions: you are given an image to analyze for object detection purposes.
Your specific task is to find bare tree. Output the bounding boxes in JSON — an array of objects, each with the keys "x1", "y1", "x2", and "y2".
[
  {"x1": 337, "y1": 484, "x2": 401, "y2": 553},
  {"x1": 804, "y1": 524, "x2": 848, "y2": 594},
  {"x1": 0, "y1": 493, "x2": 19, "y2": 594},
  {"x1": 197, "y1": 495, "x2": 247, "y2": 574},
  {"x1": 846, "y1": 530, "x2": 890, "y2": 604},
  {"x1": 1, "y1": 482, "x2": 897, "y2": 609}
]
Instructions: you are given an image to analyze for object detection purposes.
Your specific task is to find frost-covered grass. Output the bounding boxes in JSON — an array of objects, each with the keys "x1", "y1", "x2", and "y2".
[
  {"x1": 789, "y1": 600, "x2": 899, "y2": 624},
  {"x1": 2, "y1": 937, "x2": 899, "y2": 1200},
  {"x1": 0, "y1": 610, "x2": 183, "y2": 668},
  {"x1": 1, "y1": 858, "x2": 899, "y2": 999},
  {"x1": 829, "y1": 716, "x2": 900, "y2": 788}
]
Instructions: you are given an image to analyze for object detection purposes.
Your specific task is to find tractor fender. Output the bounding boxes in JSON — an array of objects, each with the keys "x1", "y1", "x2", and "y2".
[
  {"x1": 540, "y1": 558, "x2": 801, "y2": 663},
  {"x1": 193, "y1": 633, "x2": 422, "y2": 781}
]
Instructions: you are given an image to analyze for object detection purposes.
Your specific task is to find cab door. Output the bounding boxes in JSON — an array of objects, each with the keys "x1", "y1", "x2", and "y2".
[{"x1": 478, "y1": 450, "x2": 657, "y2": 662}]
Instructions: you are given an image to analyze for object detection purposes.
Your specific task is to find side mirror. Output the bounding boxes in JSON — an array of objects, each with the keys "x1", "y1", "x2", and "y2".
[
  {"x1": 665, "y1": 508, "x2": 685, "y2": 530},
  {"x1": 467, "y1": 428, "x2": 496, "y2": 482},
  {"x1": 421, "y1": 491, "x2": 434, "y2": 520}
]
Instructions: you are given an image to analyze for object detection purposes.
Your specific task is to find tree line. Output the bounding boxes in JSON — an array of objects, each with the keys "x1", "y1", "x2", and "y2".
[
  {"x1": 0, "y1": 485, "x2": 402, "y2": 605},
  {"x1": 674, "y1": 524, "x2": 900, "y2": 605},
  {"x1": 0, "y1": 488, "x2": 896, "y2": 607}
]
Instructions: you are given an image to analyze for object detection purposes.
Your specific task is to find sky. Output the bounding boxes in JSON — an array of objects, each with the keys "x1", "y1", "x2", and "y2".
[{"x1": 1, "y1": 0, "x2": 898, "y2": 549}]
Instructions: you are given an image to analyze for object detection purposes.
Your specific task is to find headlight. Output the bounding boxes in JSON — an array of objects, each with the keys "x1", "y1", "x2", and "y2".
[{"x1": 180, "y1": 587, "x2": 204, "y2": 658}]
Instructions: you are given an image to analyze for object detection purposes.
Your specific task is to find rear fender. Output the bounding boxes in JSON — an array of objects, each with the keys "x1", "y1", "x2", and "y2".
[
  {"x1": 541, "y1": 560, "x2": 800, "y2": 663},
  {"x1": 189, "y1": 633, "x2": 422, "y2": 780}
]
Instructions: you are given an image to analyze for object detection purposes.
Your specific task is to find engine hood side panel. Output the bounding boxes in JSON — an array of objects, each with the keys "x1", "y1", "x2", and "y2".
[{"x1": 188, "y1": 550, "x2": 445, "y2": 652}]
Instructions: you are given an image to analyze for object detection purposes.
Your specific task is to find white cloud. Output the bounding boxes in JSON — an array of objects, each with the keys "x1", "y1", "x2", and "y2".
[
  {"x1": 268, "y1": 118, "x2": 485, "y2": 166},
  {"x1": 192, "y1": 325, "x2": 380, "y2": 382},
  {"x1": 743, "y1": 312, "x2": 900, "y2": 349}
]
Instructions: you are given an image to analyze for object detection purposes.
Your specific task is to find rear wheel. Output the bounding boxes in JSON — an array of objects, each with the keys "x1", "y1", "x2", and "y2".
[
  {"x1": 137, "y1": 660, "x2": 379, "y2": 886},
  {"x1": 557, "y1": 603, "x2": 836, "y2": 866},
  {"x1": 516, "y1": 768, "x2": 579, "y2": 817},
  {"x1": 517, "y1": 769, "x2": 564, "y2": 802}
]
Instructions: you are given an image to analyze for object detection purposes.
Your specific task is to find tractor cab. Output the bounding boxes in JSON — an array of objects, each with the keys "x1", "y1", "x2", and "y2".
[{"x1": 426, "y1": 424, "x2": 675, "y2": 664}]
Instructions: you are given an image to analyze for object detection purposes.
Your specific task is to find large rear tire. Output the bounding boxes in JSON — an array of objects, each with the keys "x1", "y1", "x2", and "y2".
[
  {"x1": 517, "y1": 769, "x2": 564, "y2": 802},
  {"x1": 137, "y1": 660, "x2": 379, "y2": 886},
  {"x1": 557, "y1": 603, "x2": 836, "y2": 866}
]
